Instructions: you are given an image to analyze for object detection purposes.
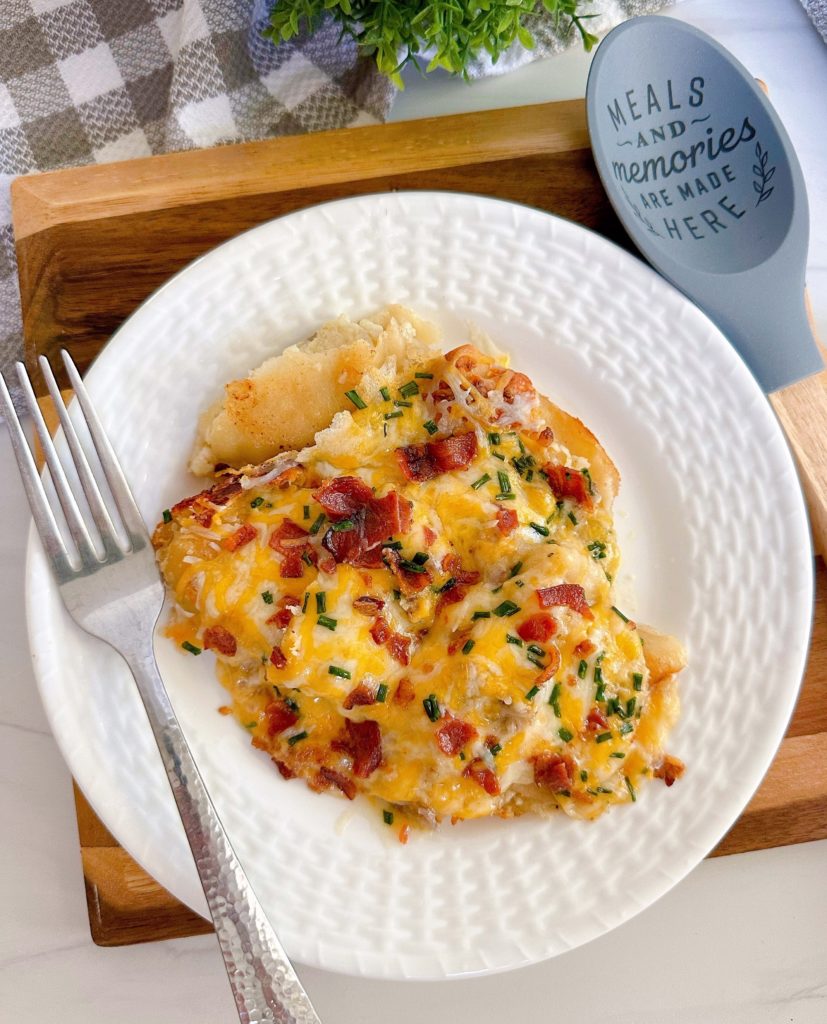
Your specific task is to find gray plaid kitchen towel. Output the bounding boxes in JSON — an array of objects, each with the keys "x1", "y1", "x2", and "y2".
[{"x1": 14, "y1": 0, "x2": 822, "y2": 390}]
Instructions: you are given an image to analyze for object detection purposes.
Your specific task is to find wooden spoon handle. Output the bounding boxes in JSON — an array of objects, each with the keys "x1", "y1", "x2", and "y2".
[{"x1": 769, "y1": 292, "x2": 827, "y2": 558}]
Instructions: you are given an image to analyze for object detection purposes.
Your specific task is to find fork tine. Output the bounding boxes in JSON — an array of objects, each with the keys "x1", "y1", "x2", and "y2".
[
  {"x1": 15, "y1": 361, "x2": 102, "y2": 566},
  {"x1": 60, "y1": 351, "x2": 149, "y2": 547},
  {"x1": 0, "y1": 371, "x2": 77, "y2": 579},
  {"x1": 39, "y1": 355, "x2": 125, "y2": 560}
]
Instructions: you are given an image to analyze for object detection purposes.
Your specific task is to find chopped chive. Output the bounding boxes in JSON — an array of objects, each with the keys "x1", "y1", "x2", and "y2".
[
  {"x1": 162, "y1": 508, "x2": 172, "y2": 523},
  {"x1": 423, "y1": 419, "x2": 438, "y2": 435},
  {"x1": 284, "y1": 696, "x2": 299, "y2": 713},
  {"x1": 331, "y1": 518, "x2": 355, "y2": 532},
  {"x1": 597, "y1": 786, "x2": 613, "y2": 794},
  {"x1": 423, "y1": 694, "x2": 441, "y2": 722},
  {"x1": 394, "y1": 399, "x2": 413, "y2": 408},
  {"x1": 527, "y1": 643, "x2": 545, "y2": 657},
  {"x1": 610, "y1": 752, "x2": 626, "y2": 758},
  {"x1": 624, "y1": 776, "x2": 637, "y2": 802},
  {"x1": 244, "y1": 721, "x2": 257, "y2": 730},
  {"x1": 497, "y1": 470, "x2": 511, "y2": 493},
  {"x1": 530, "y1": 522, "x2": 550, "y2": 537},
  {"x1": 588, "y1": 540, "x2": 607, "y2": 560},
  {"x1": 595, "y1": 681, "x2": 606, "y2": 703},
  {"x1": 577, "y1": 659, "x2": 588, "y2": 679},
  {"x1": 489, "y1": 742, "x2": 502, "y2": 756},
  {"x1": 508, "y1": 560, "x2": 523, "y2": 578},
  {"x1": 250, "y1": 496, "x2": 264, "y2": 508},
  {"x1": 345, "y1": 389, "x2": 367, "y2": 410},
  {"x1": 328, "y1": 665, "x2": 350, "y2": 679},
  {"x1": 515, "y1": 580, "x2": 525, "y2": 588},
  {"x1": 488, "y1": 432, "x2": 501, "y2": 445},
  {"x1": 632, "y1": 672, "x2": 643, "y2": 691},
  {"x1": 384, "y1": 410, "x2": 403, "y2": 420},
  {"x1": 317, "y1": 615, "x2": 337, "y2": 631},
  {"x1": 568, "y1": 511, "x2": 578, "y2": 525},
  {"x1": 302, "y1": 593, "x2": 309, "y2": 613},
  {"x1": 461, "y1": 639, "x2": 475, "y2": 655},
  {"x1": 287, "y1": 731, "x2": 308, "y2": 746},
  {"x1": 506, "y1": 634, "x2": 523, "y2": 646},
  {"x1": 596, "y1": 731, "x2": 612, "y2": 743},
  {"x1": 393, "y1": 589, "x2": 401, "y2": 601},
  {"x1": 611, "y1": 605, "x2": 630, "y2": 623},
  {"x1": 594, "y1": 665, "x2": 603, "y2": 683},
  {"x1": 303, "y1": 505, "x2": 310, "y2": 520},
  {"x1": 384, "y1": 540, "x2": 403, "y2": 550},
  {"x1": 412, "y1": 551, "x2": 429, "y2": 565},
  {"x1": 525, "y1": 685, "x2": 540, "y2": 700},
  {"x1": 626, "y1": 697, "x2": 636, "y2": 717},
  {"x1": 527, "y1": 654, "x2": 546, "y2": 669},
  {"x1": 301, "y1": 550, "x2": 313, "y2": 566},
  {"x1": 398, "y1": 559, "x2": 427, "y2": 574},
  {"x1": 526, "y1": 469, "x2": 534, "y2": 482},
  {"x1": 472, "y1": 610, "x2": 491, "y2": 620},
  {"x1": 415, "y1": 371, "x2": 434, "y2": 379},
  {"x1": 383, "y1": 809, "x2": 394, "y2": 825},
  {"x1": 580, "y1": 769, "x2": 588, "y2": 782},
  {"x1": 493, "y1": 600, "x2": 520, "y2": 617},
  {"x1": 434, "y1": 576, "x2": 457, "y2": 594},
  {"x1": 379, "y1": 386, "x2": 391, "y2": 401},
  {"x1": 309, "y1": 513, "x2": 326, "y2": 535},
  {"x1": 315, "y1": 592, "x2": 326, "y2": 614},
  {"x1": 495, "y1": 493, "x2": 516, "y2": 501},
  {"x1": 549, "y1": 682, "x2": 562, "y2": 716},
  {"x1": 459, "y1": 751, "x2": 466, "y2": 760},
  {"x1": 558, "y1": 727, "x2": 574, "y2": 742},
  {"x1": 620, "y1": 722, "x2": 634, "y2": 735},
  {"x1": 181, "y1": 641, "x2": 201, "y2": 656},
  {"x1": 606, "y1": 696, "x2": 622, "y2": 717},
  {"x1": 383, "y1": 423, "x2": 388, "y2": 437},
  {"x1": 492, "y1": 451, "x2": 506, "y2": 461},
  {"x1": 399, "y1": 380, "x2": 419, "y2": 398},
  {"x1": 376, "y1": 683, "x2": 388, "y2": 703},
  {"x1": 262, "y1": 590, "x2": 274, "y2": 604},
  {"x1": 471, "y1": 473, "x2": 491, "y2": 490},
  {"x1": 582, "y1": 467, "x2": 594, "y2": 494}
]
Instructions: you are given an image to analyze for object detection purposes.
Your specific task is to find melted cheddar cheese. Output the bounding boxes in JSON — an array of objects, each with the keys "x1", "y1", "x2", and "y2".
[{"x1": 154, "y1": 338, "x2": 685, "y2": 830}]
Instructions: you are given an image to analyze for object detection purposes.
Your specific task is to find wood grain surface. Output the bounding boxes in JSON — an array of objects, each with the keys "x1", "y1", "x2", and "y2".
[{"x1": 18, "y1": 100, "x2": 826, "y2": 947}]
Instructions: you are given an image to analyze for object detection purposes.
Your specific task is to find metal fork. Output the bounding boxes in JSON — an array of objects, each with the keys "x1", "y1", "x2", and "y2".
[{"x1": 0, "y1": 353, "x2": 321, "y2": 1024}]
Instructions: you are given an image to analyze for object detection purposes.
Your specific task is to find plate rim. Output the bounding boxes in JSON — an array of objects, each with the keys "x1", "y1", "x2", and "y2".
[{"x1": 24, "y1": 189, "x2": 814, "y2": 979}]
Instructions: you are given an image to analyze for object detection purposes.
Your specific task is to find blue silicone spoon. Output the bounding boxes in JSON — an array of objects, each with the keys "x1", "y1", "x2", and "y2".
[{"x1": 586, "y1": 16, "x2": 827, "y2": 550}]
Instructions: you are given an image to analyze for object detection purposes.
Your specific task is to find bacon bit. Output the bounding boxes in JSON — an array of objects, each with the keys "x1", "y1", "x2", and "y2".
[
  {"x1": 317, "y1": 553, "x2": 337, "y2": 575},
  {"x1": 574, "y1": 639, "x2": 596, "y2": 657},
  {"x1": 536, "y1": 583, "x2": 593, "y2": 619},
  {"x1": 315, "y1": 476, "x2": 412, "y2": 568},
  {"x1": 343, "y1": 684, "x2": 376, "y2": 710},
  {"x1": 396, "y1": 431, "x2": 477, "y2": 482},
  {"x1": 384, "y1": 549, "x2": 432, "y2": 595},
  {"x1": 654, "y1": 754, "x2": 685, "y2": 787},
  {"x1": 202, "y1": 625, "x2": 237, "y2": 657},
  {"x1": 370, "y1": 617, "x2": 391, "y2": 645},
  {"x1": 394, "y1": 677, "x2": 416, "y2": 706},
  {"x1": 221, "y1": 523, "x2": 257, "y2": 552},
  {"x1": 496, "y1": 508, "x2": 518, "y2": 535},
  {"x1": 269, "y1": 519, "x2": 315, "y2": 578},
  {"x1": 423, "y1": 526, "x2": 437, "y2": 547},
  {"x1": 269, "y1": 646, "x2": 287, "y2": 669},
  {"x1": 436, "y1": 716, "x2": 478, "y2": 756},
  {"x1": 319, "y1": 767, "x2": 357, "y2": 800},
  {"x1": 502, "y1": 371, "x2": 535, "y2": 404},
  {"x1": 218, "y1": 705, "x2": 233, "y2": 716},
  {"x1": 274, "y1": 759, "x2": 295, "y2": 780},
  {"x1": 267, "y1": 595, "x2": 300, "y2": 629},
  {"x1": 343, "y1": 719, "x2": 382, "y2": 778},
  {"x1": 463, "y1": 758, "x2": 501, "y2": 796},
  {"x1": 279, "y1": 550, "x2": 306, "y2": 578},
  {"x1": 436, "y1": 583, "x2": 468, "y2": 614},
  {"x1": 447, "y1": 629, "x2": 472, "y2": 656},
  {"x1": 398, "y1": 824, "x2": 411, "y2": 844},
  {"x1": 533, "y1": 752, "x2": 574, "y2": 792},
  {"x1": 543, "y1": 463, "x2": 593, "y2": 507},
  {"x1": 533, "y1": 650, "x2": 561, "y2": 685},
  {"x1": 264, "y1": 699, "x2": 298, "y2": 736},
  {"x1": 170, "y1": 478, "x2": 242, "y2": 529},
  {"x1": 387, "y1": 632, "x2": 411, "y2": 666},
  {"x1": 353, "y1": 596, "x2": 385, "y2": 616},
  {"x1": 586, "y1": 707, "x2": 608, "y2": 731},
  {"x1": 517, "y1": 614, "x2": 556, "y2": 643},
  {"x1": 441, "y1": 554, "x2": 481, "y2": 586},
  {"x1": 528, "y1": 426, "x2": 554, "y2": 446},
  {"x1": 430, "y1": 379, "x2": 455, "y2": 403}
]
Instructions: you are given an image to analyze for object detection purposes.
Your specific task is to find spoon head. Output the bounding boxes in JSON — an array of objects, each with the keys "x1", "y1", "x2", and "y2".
[
  {"x1": 586, "y1": 17, "x2": 804, "y2": 276},
  {"x1": 586, "y1": 17, "x2": 821, "y2": 393}
]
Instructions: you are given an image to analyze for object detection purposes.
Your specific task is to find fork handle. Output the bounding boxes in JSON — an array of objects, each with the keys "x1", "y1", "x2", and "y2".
[{"x1": 122, "y1": 642, "x2": 321, "y2": 1024}]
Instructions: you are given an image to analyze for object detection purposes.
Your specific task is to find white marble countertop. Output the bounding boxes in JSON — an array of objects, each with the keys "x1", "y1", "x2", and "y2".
[{"x1": 1, "y1": 0, "x2": 825, "y2": 1020}]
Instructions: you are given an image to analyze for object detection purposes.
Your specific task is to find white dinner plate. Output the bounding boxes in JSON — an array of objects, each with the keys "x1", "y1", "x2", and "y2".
[{"x1": 26, "y1": 192, "x2": 812, "y2": 980}]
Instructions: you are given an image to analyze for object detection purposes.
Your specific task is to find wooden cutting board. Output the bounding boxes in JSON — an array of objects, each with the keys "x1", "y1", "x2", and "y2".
[{"x1": 14, "y1": 99, "x2": 827, "y2": 947}]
